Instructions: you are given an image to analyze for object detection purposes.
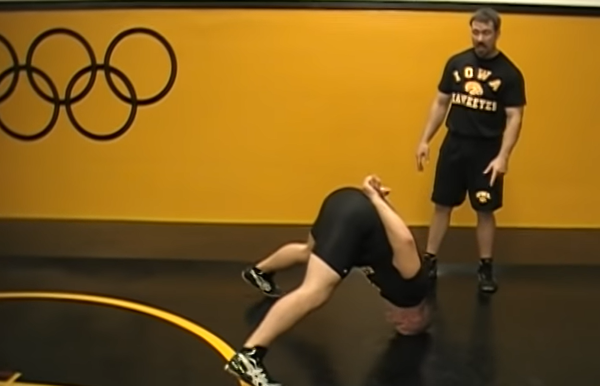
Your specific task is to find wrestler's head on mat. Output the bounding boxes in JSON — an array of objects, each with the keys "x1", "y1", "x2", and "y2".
[{"x1": 385, "y1": 300, "x2": 432, "y2": 335}]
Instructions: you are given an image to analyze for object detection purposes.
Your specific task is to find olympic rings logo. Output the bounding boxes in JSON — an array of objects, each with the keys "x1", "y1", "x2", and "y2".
[{"x1": 0, "y1": 27, "x2": 177, "y2": 141}]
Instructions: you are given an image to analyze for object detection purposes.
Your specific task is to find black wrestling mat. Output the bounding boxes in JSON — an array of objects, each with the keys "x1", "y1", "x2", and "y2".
[{"x1": 1, "y1": 257, "x2": 599, "y2": 386}]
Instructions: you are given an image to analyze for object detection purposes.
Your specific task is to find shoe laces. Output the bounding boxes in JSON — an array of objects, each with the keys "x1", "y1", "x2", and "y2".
[
  {"x1": 251, "y1": 270, "x2": 273, "y2": 291},
  {"x1": 242, "y1": 352, "x2": 275, "y2": 386},
  {"x1": 248, "y1": 366, "x2": 271, "y2": 385}
]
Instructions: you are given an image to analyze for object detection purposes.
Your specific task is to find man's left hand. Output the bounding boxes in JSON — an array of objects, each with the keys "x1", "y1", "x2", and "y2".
[{"x1": 484, "y1": 156, "x2": 508, "y2": 186}]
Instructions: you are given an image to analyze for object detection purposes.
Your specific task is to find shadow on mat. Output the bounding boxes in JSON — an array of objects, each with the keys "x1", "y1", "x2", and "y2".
[
  {"x1": 417, "y1": 289, "x2": 497, "y2": 386},
  {"x1": 244, "y1": 298, "x2": 432, "y2": 386}
]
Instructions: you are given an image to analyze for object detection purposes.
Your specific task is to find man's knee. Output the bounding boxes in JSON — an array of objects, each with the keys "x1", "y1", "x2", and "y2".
[
  {"x1": 476, "y1": 210, "x2": 496, "y2": 220},
  {"x1": 297, "y1": 242, "x2": 313, "y2": 261},
  {"x1": 434, "y1": 204, "x2": 453, "y2": 215},
  {"x1": 307, "y1": 233, "x2": 316, "y2": 250},
  {"x1": 283, "y1": 240, "x2": 313, "y2": 264},
  {"x1": 300, "y1": 254, "x2": 343, "y2": 296},
  {"x1": 295, "y1": 282, "x2": 334, "y2": 308},
  {"x1": 292, "y1": 274, "x2": 338, "y2": 313}
]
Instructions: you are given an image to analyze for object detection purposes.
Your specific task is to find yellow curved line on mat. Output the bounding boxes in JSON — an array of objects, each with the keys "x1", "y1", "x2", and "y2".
[
  {"x1": 2, "y1": 371, "x2": 91, "y2": 386},
  {"x1": 0, "y1": 292, "x2": 243, "y2": 386}
]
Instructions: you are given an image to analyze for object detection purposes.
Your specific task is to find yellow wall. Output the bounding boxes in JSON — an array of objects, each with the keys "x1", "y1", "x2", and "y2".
[{"x1": 0, "y1": 9, "x2": 598, "y2": 227}]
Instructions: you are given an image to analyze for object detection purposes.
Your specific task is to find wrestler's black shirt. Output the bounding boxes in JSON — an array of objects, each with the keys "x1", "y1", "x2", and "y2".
[
  {"x1": 358, "y1": 208, "x2": 429, "y2": 308},
  {"x1": 334, "y1": 188, "x2": 429, "y2": 308}
]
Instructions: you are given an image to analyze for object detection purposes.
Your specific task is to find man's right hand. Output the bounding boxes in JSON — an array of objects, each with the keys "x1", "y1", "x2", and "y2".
[{"x1": 415, "y1": 142, "x2": 429, "y2": 171}]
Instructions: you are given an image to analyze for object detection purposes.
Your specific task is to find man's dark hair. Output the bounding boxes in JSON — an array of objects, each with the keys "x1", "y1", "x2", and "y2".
[{"x1": 470, "y1": 7, "x2": 501, "y2": 31}]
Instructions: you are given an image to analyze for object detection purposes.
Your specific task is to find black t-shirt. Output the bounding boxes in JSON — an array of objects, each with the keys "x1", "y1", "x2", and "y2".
[
  {"x1": 358, "y1": 203, "x2": 429, "y2": 308},
  {"x1": 438, "y1": 48, "x2": 527, "y2": 139}
]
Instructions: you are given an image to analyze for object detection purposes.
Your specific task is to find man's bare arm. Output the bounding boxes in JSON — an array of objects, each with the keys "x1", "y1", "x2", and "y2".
[
  {"x1": 369, "y1": 195, "x2": 421, "y2": 279},
  {"x1": 498, "y1": 106, "x2": 525, "y2": 159},
  {"x1": 418, "y1": 92, "x2": 452, "y2": 144}
]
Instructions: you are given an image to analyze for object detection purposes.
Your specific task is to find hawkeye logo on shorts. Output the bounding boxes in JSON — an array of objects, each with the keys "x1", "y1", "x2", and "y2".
[
  {"x1": 451, "y1": 66, "x2": 502, "y2": 112},
  {"x1": 475, "y1": 190, "x2": 492, "y2": 204}
]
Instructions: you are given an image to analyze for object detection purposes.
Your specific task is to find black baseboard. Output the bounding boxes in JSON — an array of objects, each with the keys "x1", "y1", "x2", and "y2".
[{"x1": 0, "y1": 219, "x2": 598, "y2": 264}]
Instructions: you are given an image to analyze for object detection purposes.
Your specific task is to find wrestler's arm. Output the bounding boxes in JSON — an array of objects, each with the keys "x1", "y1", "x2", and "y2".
[{"x1": 369, "y1": 194, "x2": 421, "y2": 279}]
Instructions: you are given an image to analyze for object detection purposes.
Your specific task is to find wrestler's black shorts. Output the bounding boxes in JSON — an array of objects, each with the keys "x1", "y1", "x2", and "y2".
[
  {"x1": 310, "y1": 187, "x2": 429, "y2": 307},
  {"x1": 310, "y1": 187, "x2": 373, "y2": 278}
]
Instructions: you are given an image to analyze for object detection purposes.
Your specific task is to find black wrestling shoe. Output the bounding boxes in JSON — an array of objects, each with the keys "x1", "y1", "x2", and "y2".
[
  {"x1": 478, "y1": 262, "x2": 498, "y2": 293},
  {"x1": 224, "y1": 349, "x2": 282, "y2": 386},
  {"x1": 242, "y1": 267, "x2": 283, "y2": 297}
]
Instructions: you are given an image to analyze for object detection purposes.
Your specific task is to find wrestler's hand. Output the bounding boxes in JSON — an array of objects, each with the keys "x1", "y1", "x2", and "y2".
[{"x1": 362, "y1": 175, "x2": 391, "y2": 199}]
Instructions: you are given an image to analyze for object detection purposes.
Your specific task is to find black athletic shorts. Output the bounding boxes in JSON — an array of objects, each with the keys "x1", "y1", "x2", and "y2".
[
  {"x1": 432, "y1": 132, "x2": 503, "y2": 212},
  {"x1": 310, "y1": 187, "x2": 373, "y2": 278},
  {"x1": 310, "y1": 187, "x2": 429, "y2": 307}
]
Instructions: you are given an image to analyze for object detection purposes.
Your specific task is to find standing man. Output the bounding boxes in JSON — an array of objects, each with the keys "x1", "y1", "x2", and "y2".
[{"x1": 415, "y1": 7, "x2": 526, "y2": 293}]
